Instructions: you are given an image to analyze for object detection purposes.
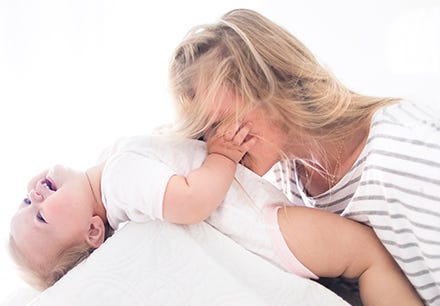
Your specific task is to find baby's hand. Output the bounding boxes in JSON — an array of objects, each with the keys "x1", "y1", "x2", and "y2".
[{"x1": 207, "y1": 122, "x2": 256, "y2": 163}]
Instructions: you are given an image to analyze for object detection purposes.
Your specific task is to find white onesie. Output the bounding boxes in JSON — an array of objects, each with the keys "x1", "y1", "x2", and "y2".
[{"x1": 100, "y1": 135, "x2": 316, "y2": 279}]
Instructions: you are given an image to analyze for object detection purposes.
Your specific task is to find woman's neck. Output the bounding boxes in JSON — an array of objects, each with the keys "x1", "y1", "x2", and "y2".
[{"x1": 301, "y1": 126, "x2": 369, "y2": 196}]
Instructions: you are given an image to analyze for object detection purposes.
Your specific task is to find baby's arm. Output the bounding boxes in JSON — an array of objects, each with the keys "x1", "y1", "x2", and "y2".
[
  {"x1": 162, "y1": 123, "x2": 255, "y2": 224},
  {"x1": 278, "y1": 206, "x2": 422, "y2": 306}
]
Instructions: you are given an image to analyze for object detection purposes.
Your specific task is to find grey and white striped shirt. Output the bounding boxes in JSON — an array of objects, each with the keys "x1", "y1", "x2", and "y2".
[{"x1": 271, "y1": 100, "x2": 440, "y2": 305}]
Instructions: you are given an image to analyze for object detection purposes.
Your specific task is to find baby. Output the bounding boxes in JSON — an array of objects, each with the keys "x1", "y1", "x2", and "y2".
[{"x1": 9, "y1": 123, "x2": 421, "y2": 306}]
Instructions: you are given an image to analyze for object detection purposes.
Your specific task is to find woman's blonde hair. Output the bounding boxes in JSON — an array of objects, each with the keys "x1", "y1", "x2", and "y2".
[
  {"x1": 8, "y1": 223, "x2": 114, "y2": 290},
  {"x1": 169, "y1": 8, "x2": 398, "y2": 143}
]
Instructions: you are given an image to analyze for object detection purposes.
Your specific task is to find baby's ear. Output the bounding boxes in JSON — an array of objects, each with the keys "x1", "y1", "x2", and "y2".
[{"x1": 86, "y1": 216, "x2": 106, "y2": 248}]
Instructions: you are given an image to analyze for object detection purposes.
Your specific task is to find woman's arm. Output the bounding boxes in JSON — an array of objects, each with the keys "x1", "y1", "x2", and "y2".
[{"x1": 162, "y1": 122, "x2": 255, "y2": 224}]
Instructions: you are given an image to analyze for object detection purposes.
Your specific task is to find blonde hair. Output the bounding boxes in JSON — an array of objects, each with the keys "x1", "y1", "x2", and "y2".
[
  {"x1": 8, "y1": 224, "x2": 114, "y2": 290},
  {"x1": 169, "y1": 8, "x2": 398, "y2": 144}
]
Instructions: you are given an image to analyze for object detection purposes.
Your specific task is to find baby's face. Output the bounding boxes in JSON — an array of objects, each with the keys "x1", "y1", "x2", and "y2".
[{"x1": 10, "y1": 165, "x2": 96, "y2": 270}]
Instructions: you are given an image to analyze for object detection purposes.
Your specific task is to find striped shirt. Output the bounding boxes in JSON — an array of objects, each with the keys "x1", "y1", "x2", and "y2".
[{"x1": 271, "y1": 101, "x2": 440, "y2": 305}]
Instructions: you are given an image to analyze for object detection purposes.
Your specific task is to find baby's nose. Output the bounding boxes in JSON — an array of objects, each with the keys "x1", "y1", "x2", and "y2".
[{"x1": 28, "y1": 189, "x2": 44, "y2": 203}]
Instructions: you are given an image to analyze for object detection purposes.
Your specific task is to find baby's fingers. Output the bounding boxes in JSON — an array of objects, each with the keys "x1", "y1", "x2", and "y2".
[
  {"x1": 230, "y1": 122, "x2": 253, "y2": 145},
  {"x1": 240, "y1": 134, "x2": 256, "y2": 151}
]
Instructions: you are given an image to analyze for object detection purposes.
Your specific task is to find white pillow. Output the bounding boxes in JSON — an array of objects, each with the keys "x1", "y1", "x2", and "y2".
[{"x1": 9, "y1": 221, "x2": 348, "y2": 306}]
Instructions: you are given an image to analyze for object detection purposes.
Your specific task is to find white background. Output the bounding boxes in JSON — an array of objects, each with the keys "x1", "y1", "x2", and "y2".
[{"x1": 1, "y1": 0, "x2": 439, "y2": 302}]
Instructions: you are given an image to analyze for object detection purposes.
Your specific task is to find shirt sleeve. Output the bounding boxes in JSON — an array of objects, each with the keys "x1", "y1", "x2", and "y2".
[{"x1": 101, "y1": 151, "x2": 176, "y2": 229}]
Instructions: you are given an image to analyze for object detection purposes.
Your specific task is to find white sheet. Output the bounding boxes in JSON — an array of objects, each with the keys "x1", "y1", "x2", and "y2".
[{"x1": 5, "y1": 221, "x2": 348, "y2": 306}]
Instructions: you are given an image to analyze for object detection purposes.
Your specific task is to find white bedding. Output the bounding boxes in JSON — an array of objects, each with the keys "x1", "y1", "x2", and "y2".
[{"x1": 3, "y1": 220, "x2": 348, "y2": 306}]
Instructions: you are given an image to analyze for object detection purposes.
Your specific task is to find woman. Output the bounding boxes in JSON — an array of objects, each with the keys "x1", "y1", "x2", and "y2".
[{"x1": 169, "y1": 8, "x2": 440, "y2": 305}]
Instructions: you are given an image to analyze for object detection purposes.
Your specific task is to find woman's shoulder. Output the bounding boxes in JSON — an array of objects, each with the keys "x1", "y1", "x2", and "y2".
[
  {"x1": 366, "y1": 99, "x2": 440, "y2": 156},
  {"x1": 371, "y1": 100, "x2": 440, "y2": 132}
]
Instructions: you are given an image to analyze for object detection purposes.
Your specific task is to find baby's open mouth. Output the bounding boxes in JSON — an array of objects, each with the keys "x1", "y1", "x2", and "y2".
[{"x1": 43, "y1": 178, "x2": 57, "y2": 191}]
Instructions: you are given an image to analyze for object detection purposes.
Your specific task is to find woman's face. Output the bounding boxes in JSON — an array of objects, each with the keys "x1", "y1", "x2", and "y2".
[{"x1": 210, "y1": 91, "x2": 287, "y2": 175}]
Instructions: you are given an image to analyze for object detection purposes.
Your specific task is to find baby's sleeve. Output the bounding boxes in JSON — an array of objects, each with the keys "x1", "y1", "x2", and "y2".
[{"x1": 101, "y1": 151, "x2": 176, "y2": 229}]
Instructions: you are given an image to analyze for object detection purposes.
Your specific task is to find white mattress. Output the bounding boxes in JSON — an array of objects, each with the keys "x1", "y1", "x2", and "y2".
[{"x1": 3, "y1": 221, "x2": 348, "y2": 306}]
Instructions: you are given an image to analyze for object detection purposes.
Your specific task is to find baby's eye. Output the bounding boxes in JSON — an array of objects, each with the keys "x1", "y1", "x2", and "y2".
[
  {"x1": 23, "y1": 198, "x2": 31, "y2": 205},
  {"x1": 36, "y1": 211, "x2": 47, "y2": 223}
]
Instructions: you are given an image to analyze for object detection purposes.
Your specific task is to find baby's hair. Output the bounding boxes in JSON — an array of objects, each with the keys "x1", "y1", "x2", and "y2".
[{"x1": 8, "y1": 223, "x2": 114, "y2": 290}]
